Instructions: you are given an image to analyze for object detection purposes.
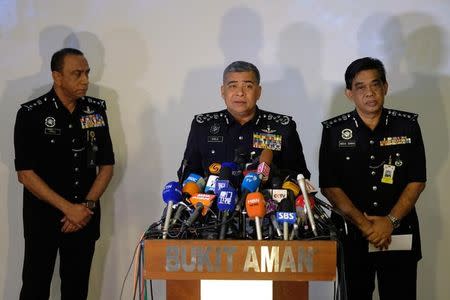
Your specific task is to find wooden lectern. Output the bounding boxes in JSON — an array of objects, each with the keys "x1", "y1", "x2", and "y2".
[{"x1": 144, "y1": 240, "x2": 336, "y2": 300}]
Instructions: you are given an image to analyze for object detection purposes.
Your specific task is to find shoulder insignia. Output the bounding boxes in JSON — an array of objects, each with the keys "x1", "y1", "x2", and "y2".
[
  {"x1": 82, "y1": 96, "x2": 107, "y2": 110},
  {"x1": 321, "y1": 112, "x2": 352, "y2": 128},
  {"x1": 387, "y1": 109, "x2": 418, "y2": 122},
  {"x1": 20, "y1": 95, "x2": 51, "y2": 111},
  {"x1": 195, "y1": 111, "x2": 228, "y2": 124},
  {"x1": 259, "y1": 111, "x2": 292, "y2": 126}
]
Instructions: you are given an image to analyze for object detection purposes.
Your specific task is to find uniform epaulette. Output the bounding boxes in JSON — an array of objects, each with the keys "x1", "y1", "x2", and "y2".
[
  {"x1": 386, "y1": 109, "x2": 417, "y2": 121},
  {"x1": 258, "y1": 111, "x2": 292, "y2": 126},
  {"x1": 322, "y1": 112, "x2": 353, "y2": 128},
  {"x1": 20, "y1": 95, "x2": 51, "y2": 111},
  {"x1": 195, "y1": 111, "x2": 228, "y2": 124},
  {"x1": 82, "y1": 96, "x2": 107, "y2": 110}
]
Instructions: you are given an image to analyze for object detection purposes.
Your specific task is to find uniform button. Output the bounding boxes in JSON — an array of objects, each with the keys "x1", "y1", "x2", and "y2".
[
  {"x1": 370, "y1": 140, "x2": 374, "y2": 145},
  {"x1": 74, "y1": 153, "x2": 78, "y2": 157},
  {"x1": 50, "y1": 139, "x2": 55, "y2": 143},
  {"x1": 238, "y1": 136, "x2": 243, "y2": 140},
  {"x1": 72, "y1": 138, "x2": 76, "y2": 143},
  {"x1": 346, "y1": 156, "x2": 350, "y2": 160},
  {"x1": 74, "y1": 181, "x2": 79, "y2": 185},
  {"x1": 371, "y1": 171, "x2": 376, "y2": 175},
  {"x1": 372, "y1": 186, "x2": 378, "y2": 191},
  {"x1": 373, "y1": 202, "x2": 378, "y2": 207},
  {"x1": 370, "y1": 155, "x2": 375, "y2": 160},
  {"x1": 74, "y1": 195, "x2": 78, "y2": 199},
  {"x1": 69, "y1": 124, "x2": 73, "y2": 128},
  {"x1": 75, "y1": 167, "x2": 79, "y2": 172},
  {"x1": 211, "y1": 150, "x2": 215, "y2": 154},
  {"x1": 396, "y1": 153, "x2": 400, "y2": 157}
]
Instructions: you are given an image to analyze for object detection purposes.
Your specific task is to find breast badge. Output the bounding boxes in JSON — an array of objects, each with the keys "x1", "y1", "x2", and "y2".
[{"x1": 253, "y1": 132, "x2": 282, "y2": 151}]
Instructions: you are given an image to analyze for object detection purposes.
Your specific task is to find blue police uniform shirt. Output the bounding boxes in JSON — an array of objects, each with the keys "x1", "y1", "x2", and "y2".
[
  {"x1": 14, "y1": 88, "x2": 115, "y2": 240},
  {"x1": 178, "y1": 106, "x2": 310, "y2": 180},
  {"x1": 319, "y1": 108, "x2": 426, "y2": 259}
]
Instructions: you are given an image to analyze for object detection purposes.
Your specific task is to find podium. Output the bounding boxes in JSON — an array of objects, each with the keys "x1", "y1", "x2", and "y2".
[{"x1": 144, "y1": 240, "x2": 336, "y2": 300}]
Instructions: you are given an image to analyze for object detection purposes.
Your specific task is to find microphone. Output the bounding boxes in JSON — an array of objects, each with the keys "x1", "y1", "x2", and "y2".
[
  {"x1": 183, "y1": 173, "x2": 206, "y2": 191},
  {"x1": 178, "y1": 159, "x2": 188, "y2": 184},
  {"x1": 217, "y1": 187, "x2": 237, "y2": 239},
  {"x1": 265, "y1": 198, "x2": 282, "y2": 238},
  {"x1": 276, "y1": 197, "x2": 297, "y2": 240},
  {"x1": 204, "y1": 174, "x2": 219, "y2": 194},
  {"x1": 184, "y1": 193, "x2": 216, "y2": 228},
  {"x1": 214, "y1": 165, "x2": 233, "y2": 194},
  {"x1": 162, "y1": 181, "x2": 182, "y2": 239},
  {"x1": 208, "y1": 162, "x2": 221, "y2": 175},
  {"x1": 282, "y1": 177, "x2": 300, "y2": 197},
  {"x1": 235, "y1": 172, "x2": 261, "y2": 212},
  {"x1": 182, "y1": 181, "x2": 200, "y2": 201},
  {"x1": 297, "y1": 174, "x2": 318, "y2": 236},
  {"x1": 257, "y1": 149, "x2": 273, "y2": 183},
  {"x1": 245, "y1": 192, "x2": 266, "y2": 240}
]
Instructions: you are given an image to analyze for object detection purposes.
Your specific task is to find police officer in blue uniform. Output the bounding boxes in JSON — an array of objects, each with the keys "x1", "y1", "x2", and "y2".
[
  {"x1": 319, "y1": 57, "x2": 426, "y2": 300},
  {"x1": 178, "y1": 61, "x2": 310, "y2": 182},
  {"x1": 14, "y1": 48, "x2": 115, "y2": 300}
]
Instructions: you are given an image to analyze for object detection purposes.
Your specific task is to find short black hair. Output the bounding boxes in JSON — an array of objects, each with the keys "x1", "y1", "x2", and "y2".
[
  {"x1": 223, "y1": 61, "x2": 260, "y2": 84},
  {"x1": 345, "y1": 57, "x2": 386, "y2": 90},
  {"x1": 51, "y1": 48, "x2": 84, "y2": 72}
]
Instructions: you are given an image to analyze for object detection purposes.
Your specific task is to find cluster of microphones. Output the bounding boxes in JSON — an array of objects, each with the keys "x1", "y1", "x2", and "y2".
[{"x1": 146, "y1": 149, "x2": 344, "y2": 241}]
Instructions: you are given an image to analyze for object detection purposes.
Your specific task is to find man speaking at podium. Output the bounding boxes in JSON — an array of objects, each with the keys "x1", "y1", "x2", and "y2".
[{"x1": 178, "y1": 60, "x2": 310, "y2": 181}]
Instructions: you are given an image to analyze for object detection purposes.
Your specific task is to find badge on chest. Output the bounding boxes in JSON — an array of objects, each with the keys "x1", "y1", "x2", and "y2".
[
  {"x1": 253, "y1": 132, "x2": 282, "y2": 151},
  {"x1": 80, "y1": 114, "x2": 105, "y2": 129}
]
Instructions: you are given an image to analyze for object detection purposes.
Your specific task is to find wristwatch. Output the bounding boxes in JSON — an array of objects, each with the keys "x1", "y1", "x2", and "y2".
[
  {"x1": 387, "y1": 214, "x2": 400, "y2": 229},
  {"x1": 84, "y1": 200, "x2": 97, "y2": 210}
]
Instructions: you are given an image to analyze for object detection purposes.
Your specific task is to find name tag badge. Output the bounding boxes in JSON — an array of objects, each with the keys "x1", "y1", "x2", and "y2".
[
  {"x1": 207, "y1": 136, "x2": 223, "y2": 143},
  {"x1": 338, "y1": 140, "x2": 356, "y2": 147},
  {"x1": 44, "y1": 128, "x2": 61, "y2": 135},
  {"x1": 381, "y1": 164, "x2": 395, "y2": 184},
  {"x1": 253, "y1": 132, "x2": 282, "y2": 151}
]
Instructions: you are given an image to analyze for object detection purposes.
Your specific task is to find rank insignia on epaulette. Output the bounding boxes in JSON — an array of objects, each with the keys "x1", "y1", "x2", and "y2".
[{"x1": 253, "y1": 132, "x2": 282, "y2": 151}]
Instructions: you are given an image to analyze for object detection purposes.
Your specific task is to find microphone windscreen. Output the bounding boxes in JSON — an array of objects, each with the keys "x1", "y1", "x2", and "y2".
[
  {"x1": 208, "y1": 163, "x2": 221, "y2": 175},
  {"x1": 189, "y1": 193, "x2": 216, "y2": 216},
  {"x1": 162, "y1": 181, "x2": 182, "y2": 204},
  {"x1": 245, "y1": 192, "x2": 266, "y2": 219},
  {"x1": 182, "y1": 181, "x2": 200, "y2": 196},
  {"x1": 282, "y1": 180, "x2": 300, "y2": 197},
  {"x1": 218, "y1": 166, "x2": 232, "y2": 181},
  {"x1": 241, "y1": 172, "x2": 261, "y2": 193},
  {"x1": 217, "y1": 187, "x2": 237, "y2": 212},
  {"x1": 296, "y1": 194, "x2": 315, "y2": 209},
  {"x1": 259, "y1": 149, "x2": 273, "y2": 165}
]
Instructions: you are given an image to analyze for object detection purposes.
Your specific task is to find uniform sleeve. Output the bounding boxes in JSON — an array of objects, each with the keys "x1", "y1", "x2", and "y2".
[
  {"x1": 14, "y1": 108, "x2": 37, "y2": 171},
  {"x1": 96, "y1": 110, "x2": 115, "y2": 166},
  {"x1": 177, "y1": 119, "x2": 204, "y2": 181},
  {"x1": 407, "y1": 121, "x2": 426, "y2": 182},
  {"x1": 281, "y1": 120, "x2": 311, "y2": 179},
  {"x1": 319, "y1": 126, "x2": 339, "y2": 187}
]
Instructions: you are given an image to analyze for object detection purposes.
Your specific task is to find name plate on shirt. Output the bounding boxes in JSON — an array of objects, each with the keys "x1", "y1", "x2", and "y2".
[{"x1": 208, "y1": 136, "x2": 223, "y2": 143}]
